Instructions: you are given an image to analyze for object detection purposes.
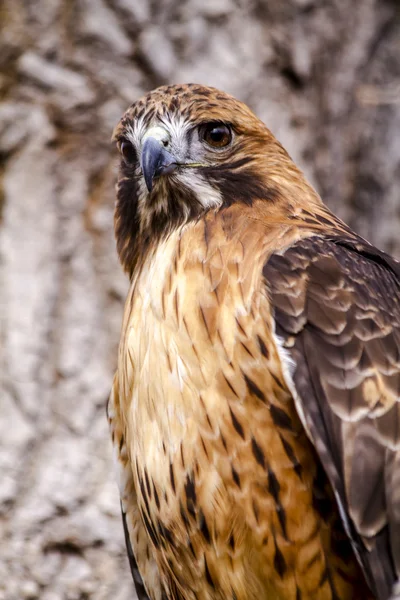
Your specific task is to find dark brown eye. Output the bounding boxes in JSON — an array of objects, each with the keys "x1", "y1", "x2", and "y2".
[
  {"x1": 120, "y1": 140, "x2": 137, "y2": 164},
  {"x1": 202, "y1": 123, "x2": 232, "y2": 148}
]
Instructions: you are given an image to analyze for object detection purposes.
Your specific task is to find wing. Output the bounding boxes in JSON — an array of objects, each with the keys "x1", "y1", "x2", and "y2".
[
  {"x1": 264, "y1": 234, "x2": 400, "y2": 600},
  {"x1": 121, "y1": 506, "x2": 150, "y2": 600},
  {"x1": 107, "y1": 373, "x2": 158, "y2": 600}
]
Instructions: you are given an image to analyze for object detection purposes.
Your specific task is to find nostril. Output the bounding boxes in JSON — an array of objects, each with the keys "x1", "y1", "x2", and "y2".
[{"x1": 162, "y1": 140, "x2": 169, "y2": 147}]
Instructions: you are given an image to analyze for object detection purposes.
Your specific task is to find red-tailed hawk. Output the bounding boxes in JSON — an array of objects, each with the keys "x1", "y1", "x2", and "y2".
[{"x1": 108, "y1": 84, "x2": 400, "y2": 600}]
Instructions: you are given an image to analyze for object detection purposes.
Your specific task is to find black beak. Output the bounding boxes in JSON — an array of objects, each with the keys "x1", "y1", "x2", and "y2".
[{"x1": 141, "y1": 137, "x2": 177, "y2": 192}]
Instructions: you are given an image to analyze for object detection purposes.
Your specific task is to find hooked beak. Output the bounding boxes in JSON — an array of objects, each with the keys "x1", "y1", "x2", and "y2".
[{"x1": 141, "y1": 137, "x2": 177, "y2": 192}]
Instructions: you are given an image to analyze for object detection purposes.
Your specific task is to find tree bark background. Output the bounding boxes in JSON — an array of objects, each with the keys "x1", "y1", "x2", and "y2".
[{"x1": 0, "y1": 1, "x2": 399, "y2": 599}]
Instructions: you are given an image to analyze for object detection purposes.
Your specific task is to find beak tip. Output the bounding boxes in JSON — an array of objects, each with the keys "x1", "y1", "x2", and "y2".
[
  {"x1": 141, "y1": 136, "x2": 176, "y2": 192},
  {"x1": 144, "y1": 174, "x2": 153, "y2": 193}
]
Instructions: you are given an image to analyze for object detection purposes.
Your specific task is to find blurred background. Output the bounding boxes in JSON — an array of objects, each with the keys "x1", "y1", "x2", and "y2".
[{"x1": 0, "y1": 0, "x2": 399, "y2": 598}]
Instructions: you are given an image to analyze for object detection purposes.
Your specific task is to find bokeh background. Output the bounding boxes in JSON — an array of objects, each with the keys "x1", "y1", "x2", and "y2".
[{"x1": 1, "y1": 1, "x2": 399, "y2": 598}]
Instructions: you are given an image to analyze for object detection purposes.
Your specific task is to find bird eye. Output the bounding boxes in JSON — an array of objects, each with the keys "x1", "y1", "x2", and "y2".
[
  {"x1": 120, "y1": 140, "x2": 137, "y2": 164},
  {"x1": 201, "y1": 123, "x2": 232, "y2": 149}
]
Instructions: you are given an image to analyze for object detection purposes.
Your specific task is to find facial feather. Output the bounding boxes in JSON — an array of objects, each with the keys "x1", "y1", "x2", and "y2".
[{"x1": 112, "y1": 83, "x2": 322, "y2": 276}]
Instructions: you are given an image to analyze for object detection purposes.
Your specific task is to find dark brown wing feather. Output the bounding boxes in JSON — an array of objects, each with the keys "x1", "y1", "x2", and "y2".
[
  {"x1": 121, "y1": 505, "x2": 151, "y2": 600},
  {"x1": 264, "y1": 234, "x2": 400, "y2": 600}
]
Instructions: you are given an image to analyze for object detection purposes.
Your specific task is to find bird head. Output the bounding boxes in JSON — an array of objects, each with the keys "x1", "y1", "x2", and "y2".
[{"x1": 112, "y1": 83, "x2": 320, "y2": 274}]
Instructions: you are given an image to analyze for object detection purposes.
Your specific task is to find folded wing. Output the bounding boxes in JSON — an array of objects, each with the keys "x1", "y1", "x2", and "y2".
[{"x1": 264, "y1": 234, "x2": 400, "y2": 600}]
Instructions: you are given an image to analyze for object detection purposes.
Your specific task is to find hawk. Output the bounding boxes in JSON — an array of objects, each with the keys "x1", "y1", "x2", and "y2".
[{"x1": 108, "y1": 84, "x2": 400, "y2": 600}]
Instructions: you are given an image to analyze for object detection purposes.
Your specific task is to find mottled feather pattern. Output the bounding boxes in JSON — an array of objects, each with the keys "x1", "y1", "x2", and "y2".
[
  {"x1": 114, "y1": 206, "x2": 372, "y2": 600},
  {"x1": 265, "y1": 235, "x2": 400, "y2": 599},
  {"x1": 108, "y1": 374, "x2": 163, "y2": 600},
  {"x1": 109, "y1": 83, "x2": 399, "y2": 600}
]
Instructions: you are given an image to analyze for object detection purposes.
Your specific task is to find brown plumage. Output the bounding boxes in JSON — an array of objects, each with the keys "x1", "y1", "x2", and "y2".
[{"x1": 108, "y1": 83, "x2": 400, "y2": 600}]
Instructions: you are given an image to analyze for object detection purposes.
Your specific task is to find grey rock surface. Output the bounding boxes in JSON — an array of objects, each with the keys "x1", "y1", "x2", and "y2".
[{"x1": 0, "y1": 0, "x2": 399, "y2": 598}]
